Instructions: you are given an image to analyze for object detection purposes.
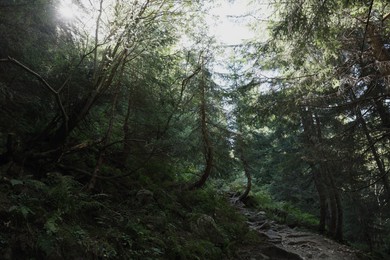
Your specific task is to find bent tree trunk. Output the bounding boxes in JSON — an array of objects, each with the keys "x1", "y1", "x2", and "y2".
[
  {"x1": 237, "y1": 138, "x2": 252, "y2": 202},
  {"x1": 189, "y1": 69, "x2": 213, "y2": 190},
  {"x1": 238, "y1": 161, "x2": 252, "y2": 201}
]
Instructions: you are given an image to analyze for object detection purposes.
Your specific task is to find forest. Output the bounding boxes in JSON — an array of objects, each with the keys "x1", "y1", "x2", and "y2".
[{"x1": 0, "y1": 0, "x2": 389, "y2": 259}]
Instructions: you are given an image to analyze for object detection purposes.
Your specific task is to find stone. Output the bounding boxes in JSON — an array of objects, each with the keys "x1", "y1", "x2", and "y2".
[
  {"x1": 136, "y1": 189, "x2": 154, "y2": 205},
  {"x1": 266, "y1": 229, "x2": 282, "y2": 241},
  {"x1": 259, "y1": 221, "x2": 271, "y2": 230},
  {"x1": 248, "y1": 212, "x2": 267, "y2": 223},
  {"x1": 319, "y1": 252, "x2": 329, "y2": 258}
]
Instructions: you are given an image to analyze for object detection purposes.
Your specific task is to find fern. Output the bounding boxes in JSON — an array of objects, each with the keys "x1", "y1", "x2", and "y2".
[{"x1": 8, "y1": 204, "x2": 34, "y2": 219}]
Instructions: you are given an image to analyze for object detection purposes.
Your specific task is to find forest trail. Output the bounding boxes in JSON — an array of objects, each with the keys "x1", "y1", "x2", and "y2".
[{"x1": 231, "y1": 199, "x2": 363, "y2": 260}]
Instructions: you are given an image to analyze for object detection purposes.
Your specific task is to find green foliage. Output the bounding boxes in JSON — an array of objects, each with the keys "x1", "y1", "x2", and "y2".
[
  {"x1": 0, "y1": 169, "x2": 261, "y2": 259},
  {"x1": 177, "y1": 240, "x2": 223, "y2": 260},
  {"x1": 234, "y1": 0, "x2": 390, "y2": 253},
  {"x1": 251, "y1": 188, "x2": 319, "y2": 230},
  {"x1": 3, "y1": 0, "x2": 389, "y2": 258}
]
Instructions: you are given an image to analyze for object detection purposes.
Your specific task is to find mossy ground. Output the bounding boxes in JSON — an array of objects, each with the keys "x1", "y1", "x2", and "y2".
[{"x1": 0, "y1": 170, "x2": 261, "y2": 259}]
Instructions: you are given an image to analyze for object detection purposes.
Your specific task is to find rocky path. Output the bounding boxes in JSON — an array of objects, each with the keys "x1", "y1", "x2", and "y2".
[{"x1": 231, "y1": 199, "x2": 364, "y2": 260}]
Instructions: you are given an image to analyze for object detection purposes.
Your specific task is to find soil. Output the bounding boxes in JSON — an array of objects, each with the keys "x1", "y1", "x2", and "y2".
[{"x1": 231, "y1": 199, "x2": 368, "y2": 260}]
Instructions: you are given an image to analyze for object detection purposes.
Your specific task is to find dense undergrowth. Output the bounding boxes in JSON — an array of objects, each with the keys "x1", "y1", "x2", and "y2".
[
  {"x1": 1, "y1": 165, "x2": 388, "y2": 259},
  {"x1": 247, "y1": 188, "x2": 319, "y2": 230},
  {"x1": 228, "y1": 177, "x2": 320, "y2": 231},
  {"x1": 0, "y1": 168, "x2": 262, "y2": 259}
]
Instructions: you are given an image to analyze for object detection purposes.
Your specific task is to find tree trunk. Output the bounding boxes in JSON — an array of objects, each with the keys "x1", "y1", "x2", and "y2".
[
  {"x1": 300, "y1": 107, "x2": 344, "y2": 239},
  {"x1": 87, "y1": 87, "x2": 120, "y2": 190},
  {"x1": 122, "y1": 90, "x2": 134, "y2": 162},
  {"x1": 324, "y1": 170, "x2": 343, "y2": 240},
  {"x1": 0, "y1": 133, "x2": 17, "y2": 166},
  {"x1": 189, "y1": 68, "x2": 213, "y2": 190},
  {"x1": 351, "y1": 90, "x2": 390, "y2": 200},
  {"x1": 334, "y1": 180, "x2": 344, "y2": 241},
  {"x1": 238, "y1": 145, "x2": 252, "y2": 202},
  {"x1": 311, "y1": 168, "x2": 327, "y2": 234}
]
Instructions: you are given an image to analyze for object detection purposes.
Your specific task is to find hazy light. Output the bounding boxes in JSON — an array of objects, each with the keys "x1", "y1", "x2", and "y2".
[
  {"x1": 207, "y1": 0, "x2": 254, "y2": 46},
  {"x1": 58, "y1": 0, "x2": 75, "y2": 19}
]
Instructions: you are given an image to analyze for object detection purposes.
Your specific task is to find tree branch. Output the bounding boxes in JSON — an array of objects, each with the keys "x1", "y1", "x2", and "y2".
[
  {"x1": 360, "y1": 0, "x2": 375, "y2": 62},
  {"x1": 0, "y1": 57, "x2": 69, "y2": 134}
]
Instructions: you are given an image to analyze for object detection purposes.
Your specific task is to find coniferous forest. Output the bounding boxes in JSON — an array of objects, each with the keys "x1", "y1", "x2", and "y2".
[{"x1": 0, "y1": 0, "x2": 389, "y2": 259}]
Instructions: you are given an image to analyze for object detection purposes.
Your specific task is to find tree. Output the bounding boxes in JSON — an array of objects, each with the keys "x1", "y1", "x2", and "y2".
[
  {"x1": 243, "y1": 0, "x2": 390, "y2": 249},
  {"x1": 0, "y1": 0, "x2": 215, "y2": 181}
]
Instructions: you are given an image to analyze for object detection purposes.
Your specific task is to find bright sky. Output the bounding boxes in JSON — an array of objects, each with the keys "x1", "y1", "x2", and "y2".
[
  {"x1": 57, "y1": 0, "x2": 272, "y2": 107},
  {"x1": 57, "y1": 0, "x2": 264, "y2": 45},
  {"x1": 207, "y1": 0, "x2": 255, "y2": 45},
  {"x1": 58, "y1": 0, "x2": 78, "y2": 19}
]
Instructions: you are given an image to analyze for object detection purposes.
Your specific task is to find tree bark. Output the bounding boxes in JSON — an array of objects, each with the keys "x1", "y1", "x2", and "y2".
[
  {"x1": 300, "y1": 107, "x2": 344, "y2": 239},
  {"x1": 323, "y1": 167, "x2": 343, "y2": 240},
  {"x1": 311, "y1": 168, "x2": 327, "y2": 234},
  {"x1": 351, "y1": 90, "x2": 390, "y2": 200},
  {"x1": 122, "y1": 85, "x2": 134, "y2": 162},
  {"x1": 189, "y1": 68, "x2": 213, "y2": 190},
  {"x1": 238, "y1": 142, "x2": 252, "y2": 202}
]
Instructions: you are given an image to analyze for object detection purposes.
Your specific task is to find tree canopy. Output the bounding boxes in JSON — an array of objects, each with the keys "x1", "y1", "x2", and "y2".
[{"x1": 0, "y1": 0, "x2": 389, "y2": 258}]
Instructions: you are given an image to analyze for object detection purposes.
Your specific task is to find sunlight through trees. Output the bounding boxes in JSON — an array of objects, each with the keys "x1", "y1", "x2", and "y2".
[{"x1": 0, "y1": 0, "x2": 389, "y2": 258}]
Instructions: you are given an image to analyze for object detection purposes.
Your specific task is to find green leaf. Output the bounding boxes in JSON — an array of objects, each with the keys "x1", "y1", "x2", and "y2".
[
  {"x1": 8, "y1": 205, "x2": 18, "y2": 212},
  {"x1": 44, "y1": 220, "x2": 58, "y2": 234},
  {"x1": 10, "y1": 179, "x2": 24, "y2": 186},
  {"x1": 8, "y1": 205, "x2": 34, "y2": 218},
  {"x1": 20, "y1": 205, "x2": 34, "y2": 218}
]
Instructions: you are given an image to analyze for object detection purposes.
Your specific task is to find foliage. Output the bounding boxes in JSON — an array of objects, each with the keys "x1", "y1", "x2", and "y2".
[
  {"x1": 226, "y1": 0, "x2": 390, "y2": 255},
  {"x1": 251, "y1": 187, "x2": 319, "y2": 230},
  {"x1": 1, "y1": 0, "x2": 390, "y2": 258},
  {"x1": 0, "y1": 171, "x2": 261, "y2": 259}
]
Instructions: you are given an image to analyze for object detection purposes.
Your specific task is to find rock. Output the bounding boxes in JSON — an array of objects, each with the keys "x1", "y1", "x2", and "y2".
[
  {"x1": 231, "y1": 196, "x2": 360, "y2": 260},
  {"x1": 190, "y1": 214, "x2": 225, "y2": 245},
  {"x1": 248, "y1": 212, "x2": 267, "y2": 223},
  {"x1": 286, "y1": 233, "x2": 311, "y2": 238},
  {"x1": 136, "y1": 189, "x2": 154, "y2": 205},
  {"x1": 259, "y1": 221, "x2": 271, "y2": 230},
  {"x1": 319, "y1": 252, "x2": 329, "y2": 258},
  {"x1": 272, "y1": 223, "x2": 285, "y2": 231},
  {"x1": 287, "y1": 240, "x2": 316, "y2": 246},
  {"x1": 266, "y1": 229, "x2": 282, "y2": 242}
]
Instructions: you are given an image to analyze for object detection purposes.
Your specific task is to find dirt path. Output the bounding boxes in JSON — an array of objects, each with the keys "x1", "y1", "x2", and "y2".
[{"x1": 232, "y1": 199, "x2": 365, "y2": 260}]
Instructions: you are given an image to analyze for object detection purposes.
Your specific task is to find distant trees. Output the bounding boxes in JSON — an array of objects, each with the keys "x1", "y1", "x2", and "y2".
[{"x1": 237, "y1": 0, "x2": 390, "y2": 250}]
